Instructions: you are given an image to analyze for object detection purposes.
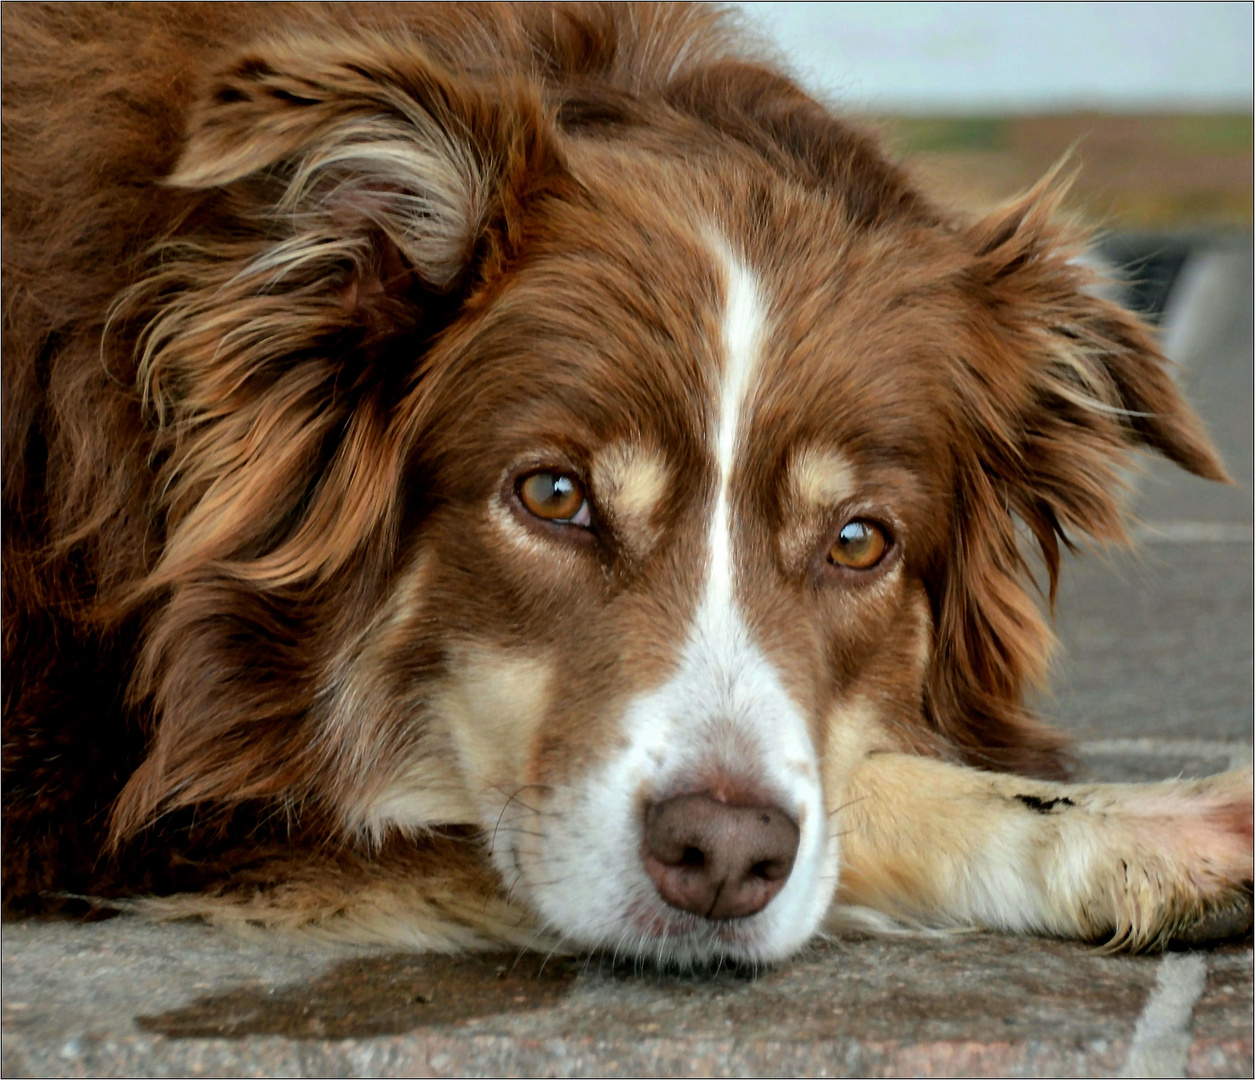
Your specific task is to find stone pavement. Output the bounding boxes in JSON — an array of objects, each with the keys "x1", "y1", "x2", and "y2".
[
  {"x1": 2, "y1": 919, "x2": 1249, "y2": 1078},
  {"x1": 3, "y1": 238, "x2": 1251, "y2": 1078}
]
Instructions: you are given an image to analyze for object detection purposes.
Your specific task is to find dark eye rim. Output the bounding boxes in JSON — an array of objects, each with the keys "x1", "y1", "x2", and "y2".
[
  {"x1": 516, "y1": 470, "x2": 588, "y2": 522},
  {"x1": 505, "y1": 464, "x2": 598, "y2": 541},
  {"x1": 818, "y1": 514, "x2": 899, "y2": 580}
]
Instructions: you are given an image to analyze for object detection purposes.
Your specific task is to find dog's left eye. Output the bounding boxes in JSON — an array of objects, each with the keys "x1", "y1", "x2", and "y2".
[
  {"x1": 829, "y1": 519, "x2": 889, "y2": 570},
  {"x1": 517, "y1": 471, "x2": 592, "y2": 526}
]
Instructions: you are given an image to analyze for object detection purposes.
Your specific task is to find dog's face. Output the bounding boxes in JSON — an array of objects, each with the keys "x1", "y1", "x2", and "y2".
[
  {"x1": 112, "y1": 27, "x2": 1224, "y2": 965},
  {"x1": 391, "y1": 164, "x2": 962, "y2": 962}
]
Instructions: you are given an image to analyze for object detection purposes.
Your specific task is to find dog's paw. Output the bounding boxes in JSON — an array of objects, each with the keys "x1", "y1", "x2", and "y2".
[
  {"x1": 1098, "y1": 768, "x2": 1252, "y2": 950},
  {"x1": 1165, "y1": 767, "x2": 1252, "y2": 945}
]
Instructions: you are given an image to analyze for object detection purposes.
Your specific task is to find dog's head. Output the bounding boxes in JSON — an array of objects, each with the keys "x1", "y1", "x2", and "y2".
[{"x1": 110, "y1": 9, "x2": 1224, "y2": 964}]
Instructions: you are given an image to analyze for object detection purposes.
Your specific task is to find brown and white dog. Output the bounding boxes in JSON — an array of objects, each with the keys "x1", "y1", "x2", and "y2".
[{"x1": 3, "y1": 3, "x2": 1250, "y2": 967}]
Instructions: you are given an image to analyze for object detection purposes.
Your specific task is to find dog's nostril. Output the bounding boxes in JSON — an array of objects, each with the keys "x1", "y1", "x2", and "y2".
[{"x1": 642, "y1": 793, "x2": 800, "y2": 920}]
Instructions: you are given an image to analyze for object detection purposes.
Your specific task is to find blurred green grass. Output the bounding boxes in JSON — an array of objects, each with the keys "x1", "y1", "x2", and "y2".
[{"x1": 873, "y1": 113, "x2": 1252, "y2": 228}]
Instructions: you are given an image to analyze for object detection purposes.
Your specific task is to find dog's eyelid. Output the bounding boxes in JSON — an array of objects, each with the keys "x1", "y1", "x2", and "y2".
[{"x1": 824, "y1": 498, "x2": 900, "y2": 542}]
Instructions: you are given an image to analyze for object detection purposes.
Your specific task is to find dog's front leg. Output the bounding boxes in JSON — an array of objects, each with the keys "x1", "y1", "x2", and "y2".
[{"x1": 830, "y1": 753, "x2": 1252, "y2": 948}]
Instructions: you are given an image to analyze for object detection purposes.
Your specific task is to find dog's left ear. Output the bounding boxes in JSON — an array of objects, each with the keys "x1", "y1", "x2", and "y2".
[
  {"x1": 926, "y1": 176, "x2": 1228, "y2": 778},
  {"x1": 962, "y1": 176, "x2": 1227, "y2": 564},
  {"x1": 966, "y1": 176, "x2": 1227, "y2": 495}
]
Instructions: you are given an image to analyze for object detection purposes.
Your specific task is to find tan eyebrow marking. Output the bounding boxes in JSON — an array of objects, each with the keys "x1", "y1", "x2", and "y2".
[
  {"x1": 592, "y1": 442, "x2": 669, "y2": 556},
  {"x1": 913, "y1": 589, "x2": 933, "y2": 674},
  {"x1": 778, "y1": 447, "x2": 861, "y2": 570},
  {"x1": 790, "y1": 446, "x2": 857, "y2": 508}
]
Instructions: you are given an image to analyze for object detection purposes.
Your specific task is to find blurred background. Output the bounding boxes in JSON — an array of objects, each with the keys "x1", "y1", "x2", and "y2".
[{"x1": 733, "y1": 2, "x2": 1252, "y2": 232}]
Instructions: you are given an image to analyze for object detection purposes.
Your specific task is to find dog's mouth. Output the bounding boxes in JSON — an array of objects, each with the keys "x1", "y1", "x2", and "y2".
[
  {"x1": 609, "y1": 907, "x2": 773, "y2": 972},
  {"x1": 494, "y1": 777, "x2": 834, "y2": 968},
  {"x1": 624, "y1": 896, "x2": 774, "y2": 947}
]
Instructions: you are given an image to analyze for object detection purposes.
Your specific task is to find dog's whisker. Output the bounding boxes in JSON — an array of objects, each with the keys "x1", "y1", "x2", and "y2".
[{"x1": 827, "y1": 794, "x2": 871, "y2": 820}]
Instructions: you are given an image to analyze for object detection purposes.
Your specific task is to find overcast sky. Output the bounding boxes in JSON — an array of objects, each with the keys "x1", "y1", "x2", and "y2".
[{"x1": 733, "y1": 2, "x2": 1254, "y2": 113}]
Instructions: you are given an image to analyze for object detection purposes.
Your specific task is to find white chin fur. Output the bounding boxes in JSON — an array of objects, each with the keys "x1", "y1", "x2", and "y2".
[{"x1": 505, "y1": 628, "x2": 838, "y2": 965}]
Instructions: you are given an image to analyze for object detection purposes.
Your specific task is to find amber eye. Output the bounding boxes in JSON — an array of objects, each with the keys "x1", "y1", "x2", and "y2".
[
  {"x1": 829, "y1": 520, "x2": 889, "y2": 570},
  {"x1": 517, "y1": 471, "x2": 591, "y2": 526}
]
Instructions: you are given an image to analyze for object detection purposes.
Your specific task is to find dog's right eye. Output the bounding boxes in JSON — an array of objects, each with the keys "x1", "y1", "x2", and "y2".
[{"x1": 517, "y1": 471, "x2": 592, "y2": 526}]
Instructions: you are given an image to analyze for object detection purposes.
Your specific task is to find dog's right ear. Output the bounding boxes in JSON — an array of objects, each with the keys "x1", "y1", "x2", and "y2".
[
  {"x1": 109, "y1": 35, "x2": 565, "y2": 840},
  {"x1": 133, "y1": 33, "x2": 567, "y2": 594},
  {"x1": 169, "y1": 33, "x2": 563, "y2": 311}
]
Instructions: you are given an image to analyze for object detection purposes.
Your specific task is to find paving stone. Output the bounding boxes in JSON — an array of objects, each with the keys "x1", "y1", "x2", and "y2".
[
  {"x1": 4, "y1": 918, "x2": 1250, "y2": 1078},
  {"x1": 1189, "y1": 945, "x2": 1255, "y2": 1079}
]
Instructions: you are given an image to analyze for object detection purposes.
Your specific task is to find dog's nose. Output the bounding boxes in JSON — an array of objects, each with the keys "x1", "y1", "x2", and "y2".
[{"x1": 642, "y1": 794, "x2": 800, "y2": 919}]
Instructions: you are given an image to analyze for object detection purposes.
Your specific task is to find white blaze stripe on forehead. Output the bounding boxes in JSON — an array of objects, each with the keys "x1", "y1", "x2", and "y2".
[
  {"x1": 514, "y1": 239, "x2": 838, "y2": 964},
  {"x1": 681, "y1": 239, "x2": 836, "y2": 955},
  {"x1": 708, "y1": 239, "x2": 765, "y2": 604}
]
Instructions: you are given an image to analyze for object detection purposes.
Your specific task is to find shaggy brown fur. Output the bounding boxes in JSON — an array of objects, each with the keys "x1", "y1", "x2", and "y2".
[{"x1": 2, "y1": 4, "x2": 1241, "y2": 956}]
